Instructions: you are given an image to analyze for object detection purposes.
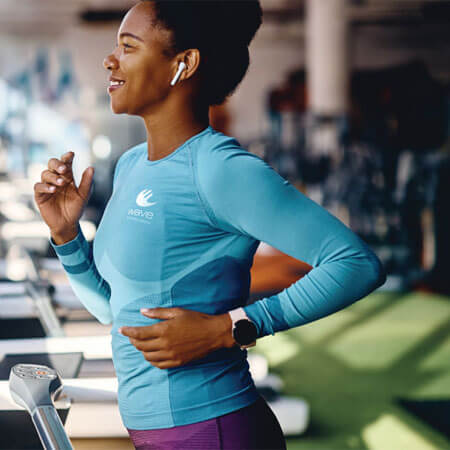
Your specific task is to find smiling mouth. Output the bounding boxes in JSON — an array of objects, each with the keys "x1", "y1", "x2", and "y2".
[{"x1": 108, "y1": 80, "x2": 125, "y2": 93}]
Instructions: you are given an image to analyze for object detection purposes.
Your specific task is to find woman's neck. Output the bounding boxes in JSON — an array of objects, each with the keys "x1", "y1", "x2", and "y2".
[{"x1": 142, "y1": 103, "x2": 210, "y2": 162}]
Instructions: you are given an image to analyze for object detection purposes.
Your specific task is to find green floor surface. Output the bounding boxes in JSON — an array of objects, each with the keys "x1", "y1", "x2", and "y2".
[{"x1": 250, "y1": 291, "x2": 450, "y2": 449}]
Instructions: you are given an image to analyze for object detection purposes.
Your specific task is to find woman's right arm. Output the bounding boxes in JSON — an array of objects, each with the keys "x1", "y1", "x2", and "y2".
[{"x1": 34, "y1": 151, "x2": 113, "y2": 325}]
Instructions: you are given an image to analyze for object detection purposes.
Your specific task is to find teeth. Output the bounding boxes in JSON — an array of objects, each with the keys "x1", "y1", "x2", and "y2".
[{"x1": 110, "y1": 80, "x2": 125, "y2": 86}]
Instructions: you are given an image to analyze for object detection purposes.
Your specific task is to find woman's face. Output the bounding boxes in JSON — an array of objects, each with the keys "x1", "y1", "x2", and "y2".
[{"x1": 103, "y1": 1, "x2": 175, "y2": 115}]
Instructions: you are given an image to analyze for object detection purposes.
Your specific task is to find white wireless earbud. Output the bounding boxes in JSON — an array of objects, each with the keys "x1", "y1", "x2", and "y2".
[{"x1": 170, "y1": 62, "x2": 187, "y2": 86}]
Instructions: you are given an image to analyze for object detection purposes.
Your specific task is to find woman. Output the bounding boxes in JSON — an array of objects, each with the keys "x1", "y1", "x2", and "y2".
[{"x1": 34, "y1": 1, "x2": 385, "y2": 449}]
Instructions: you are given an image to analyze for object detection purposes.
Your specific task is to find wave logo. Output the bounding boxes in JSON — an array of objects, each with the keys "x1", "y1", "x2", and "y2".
[{"x1": 136, "y1": 189, "x2": 157, "y2": 207}]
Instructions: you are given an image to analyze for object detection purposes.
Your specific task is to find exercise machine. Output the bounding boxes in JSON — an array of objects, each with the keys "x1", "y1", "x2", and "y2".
[{"x1": 9, "y1": 363, "x2": 73, "y2": 450}]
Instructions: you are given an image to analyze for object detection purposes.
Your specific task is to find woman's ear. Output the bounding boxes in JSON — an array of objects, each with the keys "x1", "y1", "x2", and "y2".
[{"x1": 179, "y1": 48, "x2": 201, "y2": 81}]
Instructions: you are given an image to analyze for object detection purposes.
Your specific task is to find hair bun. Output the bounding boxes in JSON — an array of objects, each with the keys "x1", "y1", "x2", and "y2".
[
  {"x1": 153, "y1": 1, "x2": 262, "y2": 49},
  {"x1": 215, "y1": 1, "x2": 263, "y2": 47},
  {"x1": 194, "y1": 1, "x2": 262, "y2": 48}
]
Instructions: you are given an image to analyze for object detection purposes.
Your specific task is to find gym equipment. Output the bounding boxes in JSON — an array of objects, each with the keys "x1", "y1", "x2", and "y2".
[
  {"x1": 9, "y1": 363, "x2": 73, "y2": 449},
  {"x1": 1, "y1": 376, "x2": 124, "y2": 442},
  {"x1": 0, "y1": 335, "x2": 115, "y2": 379},
  {"x1": 0, "y1": 279, "x2": 66, "y2": 339}
]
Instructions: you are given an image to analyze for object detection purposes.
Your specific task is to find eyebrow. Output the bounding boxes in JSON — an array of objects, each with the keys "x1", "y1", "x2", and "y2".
[{"x1": 119, "y1": 32, "x2": 144, "y2": 42}]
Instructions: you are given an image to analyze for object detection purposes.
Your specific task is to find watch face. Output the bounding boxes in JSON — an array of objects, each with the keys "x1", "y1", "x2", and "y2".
[{"x1": 233, "y1": 319, "x2": 257, "y2": 346}]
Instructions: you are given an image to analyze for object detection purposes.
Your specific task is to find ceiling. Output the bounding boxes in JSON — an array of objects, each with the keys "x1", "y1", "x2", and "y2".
[{"x1": 0, "y1": 0, "x2": 449, "y2": 34}]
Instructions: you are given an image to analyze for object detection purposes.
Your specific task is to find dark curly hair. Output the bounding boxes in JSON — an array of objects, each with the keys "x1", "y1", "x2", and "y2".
[{"x1": 146, "y1": 0, "x2": 263, "y2": 106}]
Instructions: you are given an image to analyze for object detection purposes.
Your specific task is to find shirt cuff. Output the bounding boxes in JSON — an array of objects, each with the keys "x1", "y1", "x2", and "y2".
[
  {"x1": 50, "y1": 227, "x2": 91, "y2": 268},
  {"x1": 243, "y1": 302, "x2": 276, "y2": 339}
]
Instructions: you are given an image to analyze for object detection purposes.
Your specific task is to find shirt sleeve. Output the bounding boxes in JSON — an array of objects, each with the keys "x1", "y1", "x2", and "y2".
[
  {"x1": 196, "y1": 145, "x2": 386, "y2": 339},
  {"x1": 48, "y1": 153, "x2": 128, "y2": 325},
  {"x1": 50, "y1": 226, "x2": 112, "y2": 325},
  {"x1": 48, "y1": 146, "x2": 142, "y2": 325}
]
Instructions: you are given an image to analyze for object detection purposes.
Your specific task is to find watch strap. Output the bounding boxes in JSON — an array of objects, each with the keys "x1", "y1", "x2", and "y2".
[
  {"x1": 229, "y1": 307, "x2": 250, "y2": 324},
  {"x1": 229, "y1": 307, "x2": 257, "y2": 349}
]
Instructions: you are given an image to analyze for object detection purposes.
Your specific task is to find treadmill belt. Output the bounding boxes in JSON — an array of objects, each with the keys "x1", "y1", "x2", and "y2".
[{"x1": 0, "y1": 319, "x2": 46, "y2": 339}]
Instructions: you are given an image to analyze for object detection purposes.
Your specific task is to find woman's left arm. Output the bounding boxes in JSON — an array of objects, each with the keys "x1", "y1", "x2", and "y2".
[
  {"x1": 197, "y1": 146, "x2": 386, "y2": 339},
  {"x1": 120, "y1": 145, "x2": 385, "y2": 368}
]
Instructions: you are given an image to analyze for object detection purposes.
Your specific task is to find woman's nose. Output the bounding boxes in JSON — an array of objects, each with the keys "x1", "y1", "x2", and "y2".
[{"x1": 103, "y1": 54, "x2": 118, "y2": 71}]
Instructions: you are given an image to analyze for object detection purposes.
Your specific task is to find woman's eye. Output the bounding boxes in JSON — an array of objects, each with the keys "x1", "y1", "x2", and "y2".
[{"x1": 123, "y1": 43, "x2": 133, "y2": 49}]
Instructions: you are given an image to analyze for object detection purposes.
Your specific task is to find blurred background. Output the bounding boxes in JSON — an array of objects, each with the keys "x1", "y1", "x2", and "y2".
[{"x1": 0, "y1": 0, "x2": 449, "y2": 449}]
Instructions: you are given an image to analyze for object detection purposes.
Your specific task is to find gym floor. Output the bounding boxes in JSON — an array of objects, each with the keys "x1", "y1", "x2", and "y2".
[{"x1": 256, "y1": 289, "x2": 450, "y2": 449}]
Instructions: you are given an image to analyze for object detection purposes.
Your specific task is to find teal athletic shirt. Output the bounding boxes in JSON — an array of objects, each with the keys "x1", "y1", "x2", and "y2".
[{"x1": 51, "y1": 125, "x2": 385, "y2": 430}]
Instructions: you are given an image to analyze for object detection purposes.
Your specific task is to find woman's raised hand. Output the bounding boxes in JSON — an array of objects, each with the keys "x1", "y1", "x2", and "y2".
[{"x1": 34, "y1": 151, "x2": 95, "y2": 244}]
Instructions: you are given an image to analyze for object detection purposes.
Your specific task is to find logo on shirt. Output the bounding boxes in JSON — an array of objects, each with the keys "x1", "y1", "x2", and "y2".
[
  {"x1": 127, "y1": 189, "x2": 156, "y2": 223},
  {"x1": 136, "y1": 189, "x2": 157, "y2": 207}
]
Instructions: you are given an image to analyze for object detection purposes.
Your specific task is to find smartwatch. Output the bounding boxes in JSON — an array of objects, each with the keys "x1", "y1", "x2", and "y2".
[{"x1": 229, "y1": 307, "x2": 257, "y2": 350}]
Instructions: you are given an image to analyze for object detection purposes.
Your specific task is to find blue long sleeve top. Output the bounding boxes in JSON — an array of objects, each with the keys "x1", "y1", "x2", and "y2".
[{"x1": 51, "y1": 125, "x2": 385, "y2": 430}]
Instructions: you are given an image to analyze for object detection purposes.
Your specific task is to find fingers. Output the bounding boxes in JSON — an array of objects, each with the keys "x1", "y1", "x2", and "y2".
[
  {"x1": 48, "y1": 152, "x2": 74, "y2": 182},
  {"x1": 43, "y1": 152, "x2": 94, "y2": 199},
  {"x1": 126, "y1": 335, "x2": 179, "y2": 368},
  {"x1": 142, "y1": 351, "x2": 165, "y2": 362},
  {"x1": 142, "y1": 351, "x2": 173, "y2": 363},
  {"x1": 142, "y1": 351, "x2": 182, "y2": 369},
  {"x1": 34, "y1": 182, "x2": 56, "y2": 195},
  {"x1": 78, "y1": 167, "x2": 95, "y2": 200},
  {"x1": 130, "y1": 338, "x2": 163, "y2": 352},
  {"x1": 61, "y1": 151, "x2": 75, "y2": 165},
  {"x1": 120, "y1": 323, "x2": 163, "y2": 340},
  {"x1": 41, "y1": 169, "x2": 71, "y2": 187}
]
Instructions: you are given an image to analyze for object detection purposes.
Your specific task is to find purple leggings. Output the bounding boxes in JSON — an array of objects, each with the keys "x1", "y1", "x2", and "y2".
[{"x1": 127, "y1": 395, "x2": 286, "y2": 450}]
